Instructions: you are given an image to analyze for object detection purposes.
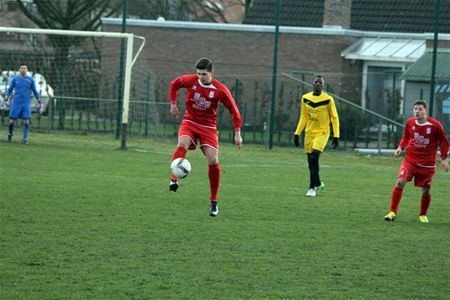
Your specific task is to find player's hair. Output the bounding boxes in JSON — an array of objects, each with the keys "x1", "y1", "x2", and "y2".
[
  {"x1": 313, "y1": 75, "x2": 325, "y2": 85},
  {"x1": 19, "y1": 63, "x2": 27, "y2": 67},
  {"x1": 195, "y1": 58, "x2": 213, "y2": 72},
  {"x1": 414, "y1": 100, "x2": 428, "y2": 110}
]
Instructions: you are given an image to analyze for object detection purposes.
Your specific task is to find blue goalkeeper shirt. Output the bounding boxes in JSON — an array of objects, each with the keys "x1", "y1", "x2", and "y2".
[
  {"x1": 6, "y1": 75, "x2": 40, "y2": 119},
  {"x1": 6, "y1": 75, "x2": 40, "y2": 104}
]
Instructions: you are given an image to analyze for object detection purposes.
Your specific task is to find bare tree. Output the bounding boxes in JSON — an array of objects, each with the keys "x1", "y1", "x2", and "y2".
[
  {"x1": 180, "y1": 0, "x2": 254, "y2": 23},
  {"x1": 127, "y1": 0, "x2": 254, "y2": 23},
  {"x1": 15, "y1": 0, "x2": 122, "y2": 77},
  {"x1": 16, "y1": 0, "x2": 122, "y2": 30},
  {"x1": 128, "y1": 0, "x2": 189, "y2": 20}
]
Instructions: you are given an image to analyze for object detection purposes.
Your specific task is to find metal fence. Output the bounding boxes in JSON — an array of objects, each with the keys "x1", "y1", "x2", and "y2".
[{"x1": 4, "y1": 70, "x2": 446, "y2": 150}]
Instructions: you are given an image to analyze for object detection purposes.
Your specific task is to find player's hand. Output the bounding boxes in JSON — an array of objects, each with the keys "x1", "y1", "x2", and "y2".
[
  {"x1": 294, "y1": 135, "x2": 300, "y2": 147},
  {"x1": 170, "y1": 104, "x2": 179, "y2": 118},
  {"x1": 332, "y1": 137, "x2": 339, "y2": 149},
  {"x1": 235, "y1": 130, "x2": 243, "y2": 150},
  {"x1": 394, "y1": 147, "x2": 402, "y2": 158},
  {"x1": 441, "y1": 160, "x2": 449, "y2": 172}
]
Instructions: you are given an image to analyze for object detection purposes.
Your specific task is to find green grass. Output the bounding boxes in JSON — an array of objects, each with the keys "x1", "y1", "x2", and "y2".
[{"x1": 1, "y1": 132, "x2": 449, "y2": 299}]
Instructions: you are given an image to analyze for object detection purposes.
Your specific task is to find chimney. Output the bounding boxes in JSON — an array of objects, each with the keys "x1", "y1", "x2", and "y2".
[{"x1": 323, "y1": 0, "x2": 352, "y2": 29}]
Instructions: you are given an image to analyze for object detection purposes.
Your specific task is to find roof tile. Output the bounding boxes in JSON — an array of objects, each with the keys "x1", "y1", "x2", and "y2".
[{"x1": 244, "y1": 0, "x2": 450, "y2": 33}]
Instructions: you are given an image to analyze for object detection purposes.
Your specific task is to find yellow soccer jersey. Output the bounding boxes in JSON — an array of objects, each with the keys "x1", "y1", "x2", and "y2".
[{"x1": 294, "y1": 91, "x2": 340, "y2": 137}]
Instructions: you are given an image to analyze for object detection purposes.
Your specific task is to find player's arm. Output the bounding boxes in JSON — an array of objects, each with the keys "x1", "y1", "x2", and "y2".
[
  {"x1": 220, "y1": 84, "x2": 243, "y2": 149},
  {"x1": 293, "y1": 97, "x2": 307, "y2": 147},
  {"x1": 168, "y1": 75, "x2": 188, "y2": 118},
  {"x1": 30, "y1": 78, "x2": 40, "y2": 101},
  {"x1": 328, "y1": 97, "x2": 340, "y2": 149},
  {"x1": 395, "y1": 122, "x2": 410, "y2": 157},
  {"x1": 436, "y1": 123, "x2": 449, "y2": 172},
  {"x1": 328, "y1": 97, "x2": 340, "y2": 138},
  {"x1": 5, "y1": 77, "x2": 16, "y2": 101},
  {"x1": 234, "y1": 128, "x2": 243, "y2": 149},
  {"x1": 294, "y1": 97, "x2": 307, "y2": 136}
]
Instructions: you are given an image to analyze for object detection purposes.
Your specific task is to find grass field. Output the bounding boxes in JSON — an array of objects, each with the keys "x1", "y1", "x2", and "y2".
[{"x1": 1, "y1": 132, "x2": 449, "y2": 299}]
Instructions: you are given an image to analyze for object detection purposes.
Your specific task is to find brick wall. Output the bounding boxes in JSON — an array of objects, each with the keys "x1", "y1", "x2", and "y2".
[
  {"x1": 102, "y1": 22, "x2": 362, "y2": 129},
  {"x1": 103, "y1": 22, "x2": 360, "y2": 92}
]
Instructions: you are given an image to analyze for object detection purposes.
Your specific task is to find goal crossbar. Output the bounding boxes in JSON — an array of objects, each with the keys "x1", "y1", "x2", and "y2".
[{"x1": 0, "y1": 26, "x2": 131, "y2": 38}]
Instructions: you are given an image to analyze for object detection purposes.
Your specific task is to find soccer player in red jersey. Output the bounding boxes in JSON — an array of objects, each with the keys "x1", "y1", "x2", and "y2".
[
  {"x1": 168, "y1": 58, "x2": 243, "y2": 217},
  {"x1": 384, "y1": 100, "x2": 449, "y2": 223}
]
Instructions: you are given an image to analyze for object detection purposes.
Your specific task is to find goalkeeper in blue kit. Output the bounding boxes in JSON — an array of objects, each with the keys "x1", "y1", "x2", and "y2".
[
  {"x1": 4, "y1": 64, "x2": 41, "y2": 144},
  {"x1": 293, "y1": 75, "x2": 340, "y2": 197}
]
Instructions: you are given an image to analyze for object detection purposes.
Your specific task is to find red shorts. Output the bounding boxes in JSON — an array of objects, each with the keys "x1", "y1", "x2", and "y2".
[
  {"x1": 178, "y1": 120, "x2": 219, "y2": 151},
  {"x1": 398, "y1": 159, "x2": 435, "y2": 187}
]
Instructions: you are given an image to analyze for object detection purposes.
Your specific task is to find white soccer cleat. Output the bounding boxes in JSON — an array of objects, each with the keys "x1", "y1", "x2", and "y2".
[{"x1": 306, "y1": 188, "x2": 316, "y2": 197}]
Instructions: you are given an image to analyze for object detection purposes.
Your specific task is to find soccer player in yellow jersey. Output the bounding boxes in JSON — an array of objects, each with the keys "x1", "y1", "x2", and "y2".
[{"x1": 294, "y1": 75, "x2": 340, "y2": 197}]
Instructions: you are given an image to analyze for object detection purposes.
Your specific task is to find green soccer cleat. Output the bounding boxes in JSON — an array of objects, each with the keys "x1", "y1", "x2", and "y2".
[
  {"x1": 384, "y1": 211, "x2": 396, "y2": 221},
  {"x1": 314, "y1": 182, "x2": 325, "y2": 195},
  {"x1": 419, "y1": 215, "x2": 429, "y2": 223}
]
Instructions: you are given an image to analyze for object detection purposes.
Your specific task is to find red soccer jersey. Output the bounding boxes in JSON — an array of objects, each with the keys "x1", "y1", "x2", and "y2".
[
  {"x1": 169, "y1": 74, "x2": 242, "y2": 129},
  {"x1": 399, "y1": 117, "x2": 449, "y2": 168}
]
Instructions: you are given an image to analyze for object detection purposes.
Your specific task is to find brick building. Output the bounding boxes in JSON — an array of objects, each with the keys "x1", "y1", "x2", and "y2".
[{"x1": 2, "y1": 0, "x2": 449, "y2": 141}]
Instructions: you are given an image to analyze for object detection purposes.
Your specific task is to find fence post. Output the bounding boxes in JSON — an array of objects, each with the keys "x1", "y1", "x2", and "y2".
[
  {"x1": 145, "y1": 73, "x2": 151, "y2": 137},
  {"x1": 377, "y1": 119, "x2": 383, "y2": 154},
  {"x1": 234, "y1": 78, "x2": 240, "y2": 143}
]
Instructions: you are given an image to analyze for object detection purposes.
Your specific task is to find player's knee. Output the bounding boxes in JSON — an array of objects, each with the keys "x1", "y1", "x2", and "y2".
[
  {"x1": 177, "y1": 138, "x2": 191, "y2": 149},
  {"x1": 208, "y1": 156, "x2": 219, "y2": 165},
  {"x1": 396, "y1": 179, "x2": 406, "y2": 189},
  {"x1": 422, "y1": 187, "x2": 431, "y2": 196},
  {"x1": 310, "y1": 150, "x2": 321, "y2": 160}
]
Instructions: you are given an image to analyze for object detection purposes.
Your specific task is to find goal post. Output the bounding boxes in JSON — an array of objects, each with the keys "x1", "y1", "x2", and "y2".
[{"x1": 0, "y1": 26, "x2": 145, "y2": 148}]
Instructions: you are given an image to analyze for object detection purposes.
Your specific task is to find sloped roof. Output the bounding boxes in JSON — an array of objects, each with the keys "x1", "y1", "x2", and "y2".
[
  {"x1": 402, "y1": 49, "x2": 450, "y2": 81},
  {"x1": 244, "y1": 0, "x2": 450, "y2": 33},
  {"x1": 243, "y1": 0, "x2": 324, "y2": 27},
  {"x1": 351, "y1": 0, "x2": 450, "y2": 33},
  {"x1": 341, "y1": 38, "x2": 426, "y2": 63}
]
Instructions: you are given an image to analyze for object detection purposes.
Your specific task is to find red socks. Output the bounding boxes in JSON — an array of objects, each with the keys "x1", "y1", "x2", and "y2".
[
  {"x1": 389, "y1": 186, "x2": 403, "y2": 213},
  {"x1": 208, "y1": 163, "x2": 220, "y2": 201},
  {"x1": 420, "y1": 194, "x2": 431, "y2": 216},
  {"x1": 390, "y1": 186, "x2": 432, "y2": 216},
  {"x1": 171, "y1": 147, "x2": 221, "y2": 201},
  {"x1": 171, "y1": 147, "x2": 187, "y2": 180}
]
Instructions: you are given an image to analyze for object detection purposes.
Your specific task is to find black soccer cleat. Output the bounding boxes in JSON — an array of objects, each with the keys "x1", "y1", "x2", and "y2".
[
  {"x1": 209, "y1": 200, "x2": 219, "y2": 217},
  {"x1": 169, "y1": 180, "x2": 179, "y2": 192}
]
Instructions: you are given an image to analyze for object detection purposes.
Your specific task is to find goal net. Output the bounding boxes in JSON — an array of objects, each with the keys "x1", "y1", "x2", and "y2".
[{"x1": 0, "y1": 26, "x2": 150, "y2": 148}]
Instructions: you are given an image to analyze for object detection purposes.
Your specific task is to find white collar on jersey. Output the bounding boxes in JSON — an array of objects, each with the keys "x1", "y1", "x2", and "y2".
[
  {"x1": 415, "y1": 119, "x2": 432, "y2": 126},
  {"x1": 197, "y1": 79, "x2": 217, "y2": 89}
]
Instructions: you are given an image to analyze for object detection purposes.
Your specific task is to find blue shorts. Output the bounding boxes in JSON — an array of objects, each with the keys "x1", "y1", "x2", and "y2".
[{"x1": 9, "y1": 103, "x2": 31, "y2": 120}]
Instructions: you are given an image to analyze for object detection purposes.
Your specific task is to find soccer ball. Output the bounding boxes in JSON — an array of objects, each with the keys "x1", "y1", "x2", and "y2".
[{"x1": 171, "y1": 158, "x2": 191, "y2": 178}]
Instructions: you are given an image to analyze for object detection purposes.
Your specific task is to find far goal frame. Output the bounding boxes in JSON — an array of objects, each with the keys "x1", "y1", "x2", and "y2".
[{"x1": 0, "y1": 26, "x2": 146, "y2": 149}]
